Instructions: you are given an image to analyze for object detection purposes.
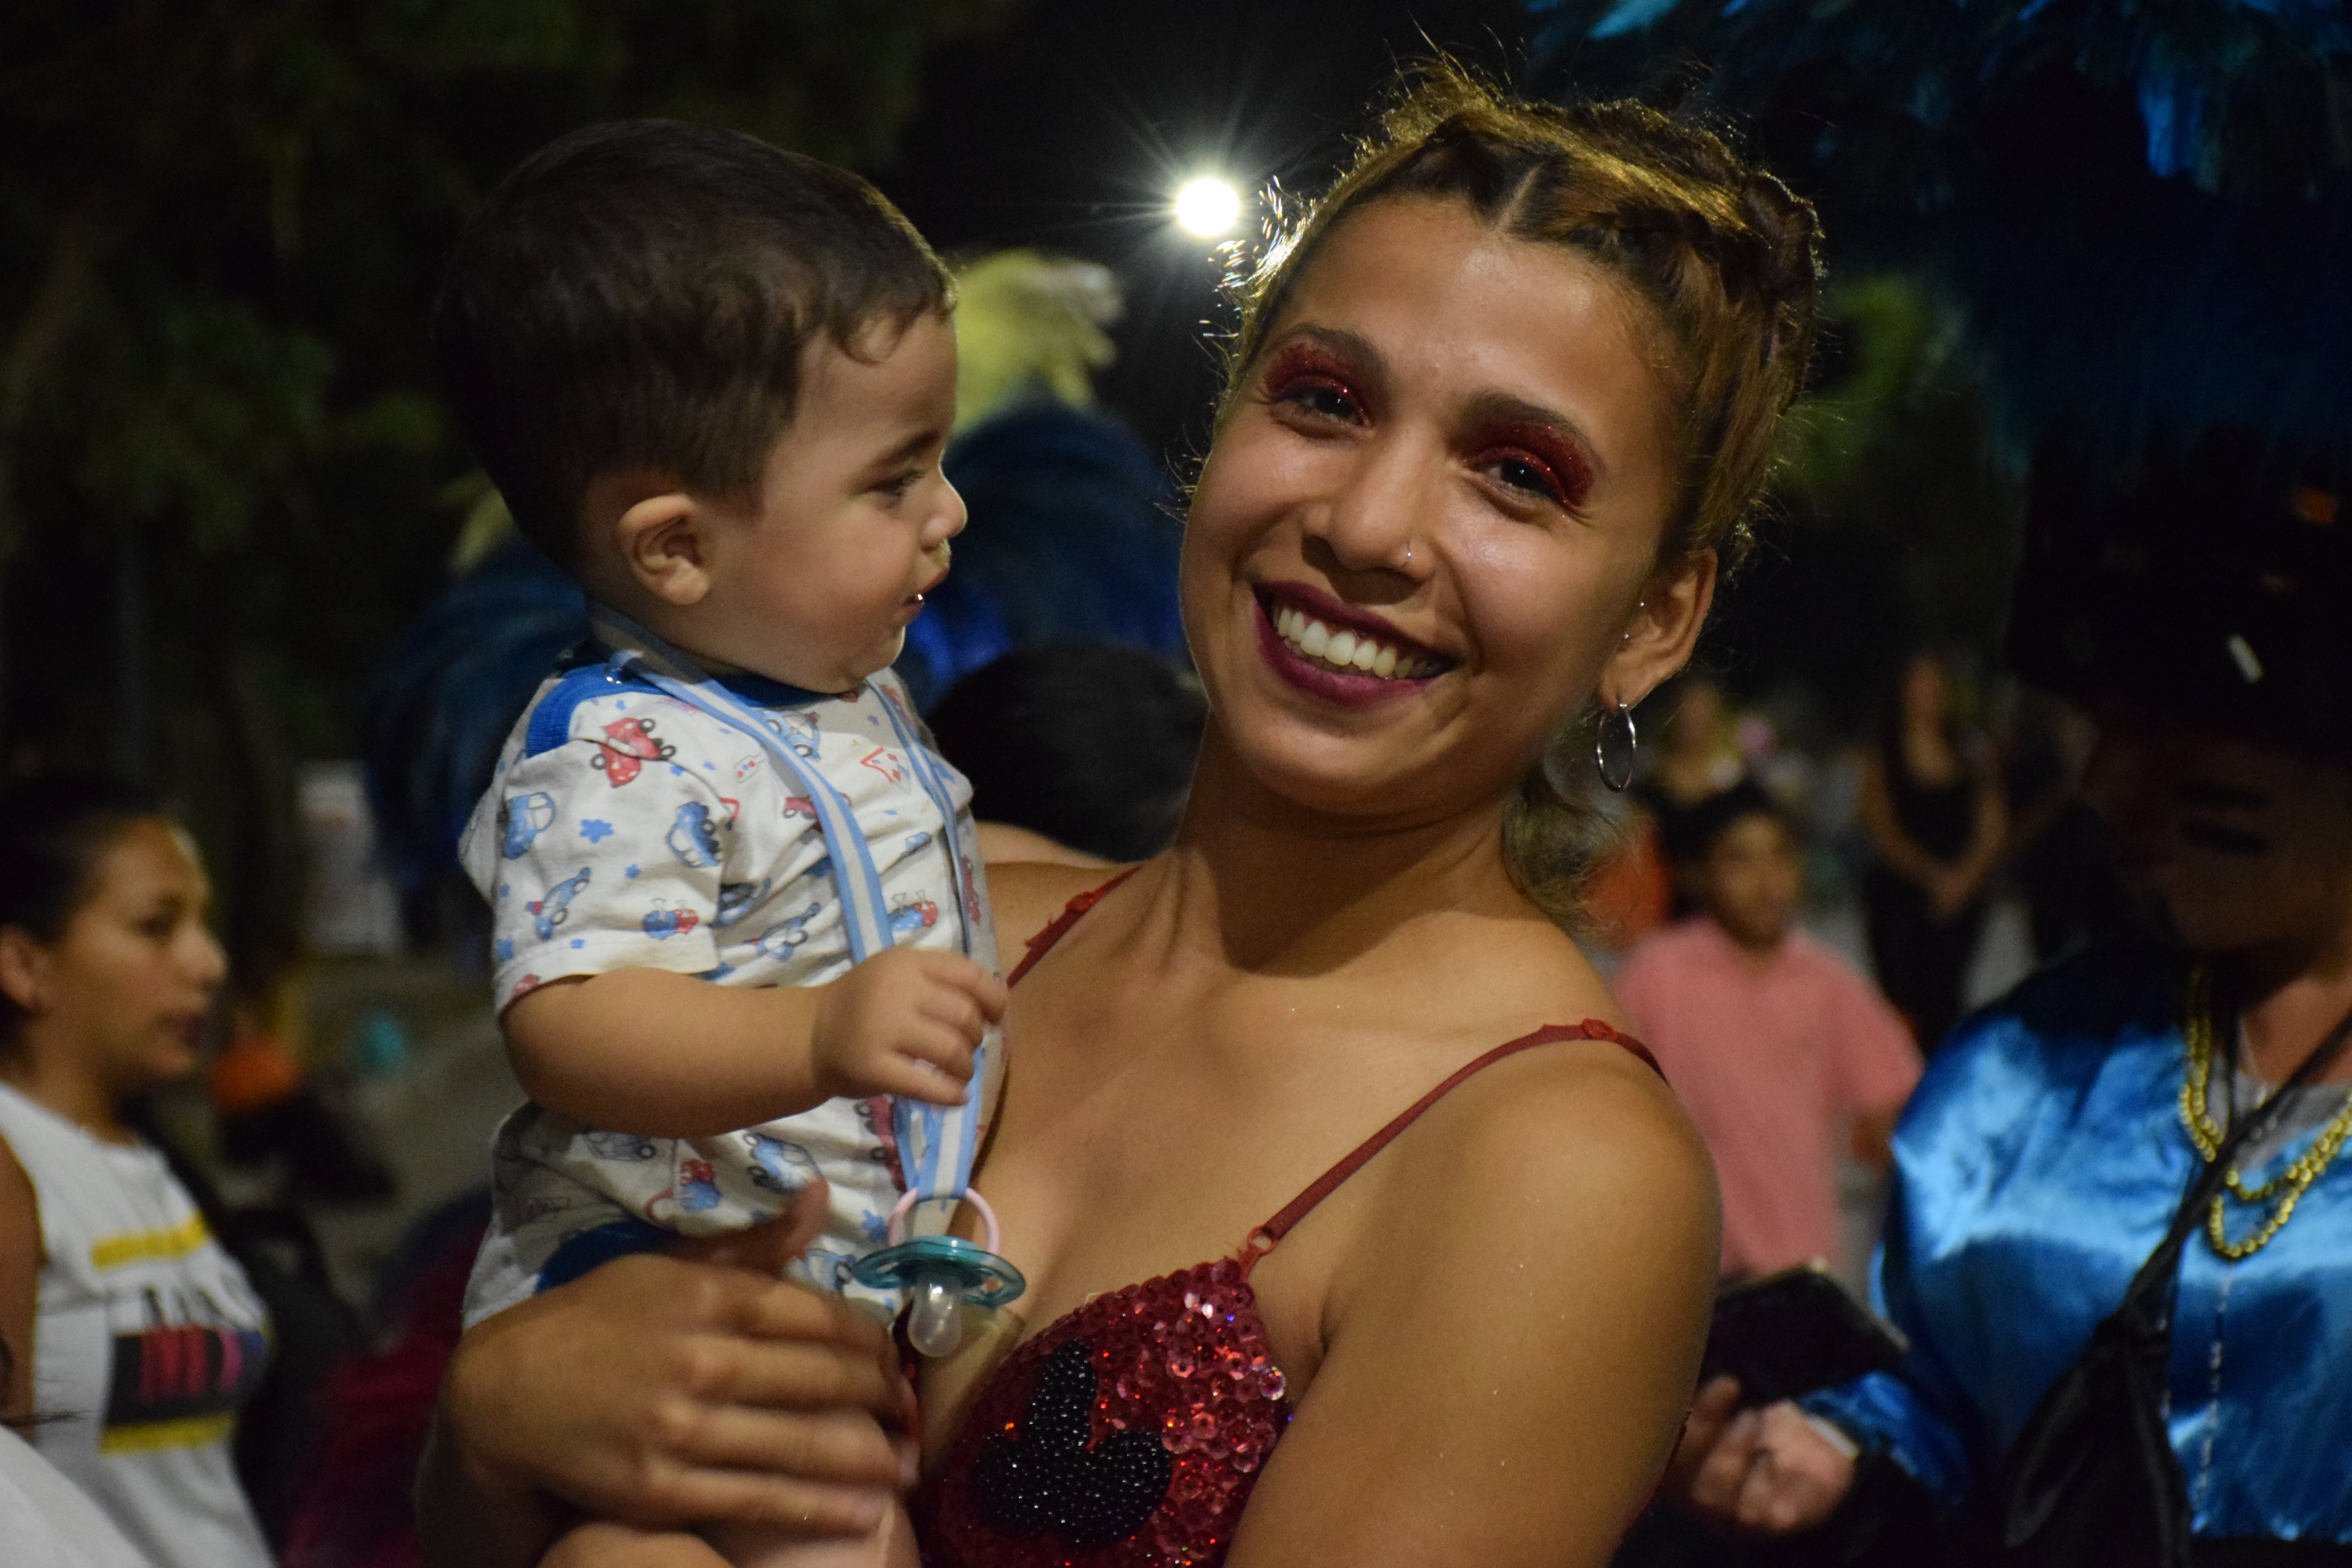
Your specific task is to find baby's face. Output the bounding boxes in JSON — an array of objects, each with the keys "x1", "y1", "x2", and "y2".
[{"x1": 699, "y1": 311, "x2": 964, "y2": 692}]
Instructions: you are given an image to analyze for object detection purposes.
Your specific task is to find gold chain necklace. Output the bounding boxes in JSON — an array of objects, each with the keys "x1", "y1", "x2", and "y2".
[{"x1": 2177, "y1": 964, "x2": 2352, "y2": 1260}]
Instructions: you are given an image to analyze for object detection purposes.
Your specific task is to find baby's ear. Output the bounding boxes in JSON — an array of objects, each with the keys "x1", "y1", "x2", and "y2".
[{"x1": 614, "y1": 489, "x2": 715, "y2": 606}]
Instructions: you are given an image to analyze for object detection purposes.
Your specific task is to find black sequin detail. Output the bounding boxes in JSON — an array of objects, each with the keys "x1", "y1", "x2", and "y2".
[{"x1": 973, "y1": 1337, "x2": 1172, "y2": 1548}]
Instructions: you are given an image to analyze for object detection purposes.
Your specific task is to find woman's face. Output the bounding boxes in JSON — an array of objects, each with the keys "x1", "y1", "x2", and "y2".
[
  {"x1": 1183, "y1": 197, "x2": 1708, "y2": 824},
  {"x1": 1669, "y1": 683, "x2": 1726, "y2": 762},
  {"x1": 1, "y1": 820, "x2": 226, "y2": 1094},
  {"x1": 1901, "y1": 657, "x2": 1947, "y2": 728},
  {"x1": 2086, "y1": 716, "x2": 2352, "y2": 956}
]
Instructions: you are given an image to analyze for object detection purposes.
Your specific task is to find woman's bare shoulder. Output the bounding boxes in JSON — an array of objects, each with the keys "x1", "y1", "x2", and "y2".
[
  {"x1": 1375, "y1": 1031, "x2": 1717, "y2": 1283},
  {"x1": 985, "y1": 859, "x2": 1136, "y2": 959},
  {"x1": 1457, "y1": 910, "x2": 1643, "y2": 1037},
  {"x1": 1240, "y1": 1021, "x2": 1718, "y2": 1565}
]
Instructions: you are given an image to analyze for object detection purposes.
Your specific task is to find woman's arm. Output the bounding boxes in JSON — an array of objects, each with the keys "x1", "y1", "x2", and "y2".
[
  {"x1": 1857, "y1": 752, "x2": 1944, "y2": 890},
  {"x1": 1224, "y1": 1048, "x2": 1719, "y2": 1567},
  {"x1": 417, "y1": 1201, "x2": 915, "y2": 1568},
  {"x1": 0, "y1": 1135, "x2": 38, "y2": 1418},
  {"x1": 1936, "y1": 766, "x2": 2010, "y2": 918}
]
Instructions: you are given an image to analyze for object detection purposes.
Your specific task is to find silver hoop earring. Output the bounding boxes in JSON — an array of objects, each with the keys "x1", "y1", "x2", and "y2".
[{"x1": 1594, "y1": 700, "x2": 1638, "y2": 792}]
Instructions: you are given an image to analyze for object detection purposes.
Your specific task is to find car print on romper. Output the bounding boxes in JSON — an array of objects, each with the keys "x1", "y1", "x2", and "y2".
[
  {"x1": 500, "y1": 792, "x2": 557, "y2": 858},
  {"x1": 527, "y1": 869, "x2": 592, "y2": 940},
  {"x1": 590, "y1": 715, "x2": 675, "y2": 786}
]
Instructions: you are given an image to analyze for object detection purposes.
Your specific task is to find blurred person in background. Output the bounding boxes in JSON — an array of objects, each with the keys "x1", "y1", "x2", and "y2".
[
  {"x1": 1616, "y1": 782, "x2": 1920, "y2": 1281},
  {"x1": 0, "y1": 776, "x2": 273, "y2": 1568},
  {"x1": 1633, "y1": 677, "x2": 1748, "y2": 905},
  {"x1": 926, "y1": 643, "x2": 1206, "y2": 867},
  {"x1": 2002, "y1": 687, "x2": 2135, "y2": 964},
  {"x1": 1662, "y1": 427, "x2": 2352, "y2": 1562},
  {"x1": 1859, "y1": 653, "x2": 2007, "y2": 1053}
]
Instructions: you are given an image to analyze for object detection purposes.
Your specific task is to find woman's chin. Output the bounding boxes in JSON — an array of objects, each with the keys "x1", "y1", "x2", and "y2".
[
  {"x1": 139, "y1": 1038, "x2": 205, "y2": 1087},
  {"x1": 1212, "y1": 711, "x2": 1499, "y2": 827}
]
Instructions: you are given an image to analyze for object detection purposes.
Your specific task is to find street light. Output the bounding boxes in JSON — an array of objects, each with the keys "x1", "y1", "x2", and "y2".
[{"x1": 1172, "y1": 175, "x2": 1243, "y2": 239}]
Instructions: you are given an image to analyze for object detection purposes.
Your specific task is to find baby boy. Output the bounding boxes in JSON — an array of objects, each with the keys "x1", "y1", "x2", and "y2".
[{"x1": 437, "y1": 120, "x2": 1004, "y2": 1366}]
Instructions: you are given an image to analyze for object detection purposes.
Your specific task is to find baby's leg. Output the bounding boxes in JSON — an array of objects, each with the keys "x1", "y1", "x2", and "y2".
[{"x1": 702, "y1": 1502, "x2": 919, "y2": 1568}]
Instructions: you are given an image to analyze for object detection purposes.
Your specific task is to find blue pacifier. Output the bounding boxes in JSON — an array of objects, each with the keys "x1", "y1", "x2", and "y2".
[{"x1": 851, "y1": 1187, "x2": 1025, "y2": 1357}]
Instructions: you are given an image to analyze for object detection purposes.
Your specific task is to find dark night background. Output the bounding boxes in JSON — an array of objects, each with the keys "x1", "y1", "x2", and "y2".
[{"x1": 0, "y1": 0, "x2": 2112, "y2": 977}]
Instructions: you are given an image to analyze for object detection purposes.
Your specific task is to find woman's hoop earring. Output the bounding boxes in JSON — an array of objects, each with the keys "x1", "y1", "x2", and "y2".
[{"x1": 1594, "y1": 700, "x2": 1639, "y2": 792}]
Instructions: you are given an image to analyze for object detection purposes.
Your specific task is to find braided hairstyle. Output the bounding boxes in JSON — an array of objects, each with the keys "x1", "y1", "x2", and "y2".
[{"x1": 1219, "y1": 62, "x2": 1824, "y2": 924}]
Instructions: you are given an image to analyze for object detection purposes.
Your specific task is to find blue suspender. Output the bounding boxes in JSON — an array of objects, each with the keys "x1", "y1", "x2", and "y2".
[{"x1": 586, "y1": 606, "x2": 989, "y2": 1219}]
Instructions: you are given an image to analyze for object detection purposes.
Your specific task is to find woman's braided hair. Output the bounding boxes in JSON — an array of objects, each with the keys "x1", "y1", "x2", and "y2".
[{"x1": 1218, "y1": 63, "x2": 1824, "y2": 925}]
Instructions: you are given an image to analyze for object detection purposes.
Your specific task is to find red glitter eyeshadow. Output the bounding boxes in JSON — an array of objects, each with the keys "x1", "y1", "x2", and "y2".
[
  {"x1": 1479, "y1": 423, "x2": 1595, "y2": 511},
  {"x1": 1259, "y1": 341, "x2": 1367, "y2": 413}
]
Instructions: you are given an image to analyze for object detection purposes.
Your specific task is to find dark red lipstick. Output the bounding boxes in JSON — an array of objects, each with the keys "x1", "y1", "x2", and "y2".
[{"x1": 1250, "y1": 583, "x2": 1453, "y2": 706}]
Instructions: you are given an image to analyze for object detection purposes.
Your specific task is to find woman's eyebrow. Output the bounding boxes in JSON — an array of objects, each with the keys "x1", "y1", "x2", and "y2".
[{"x1": 1266, "y1": 323, "x2": 1386, "y2": 379}]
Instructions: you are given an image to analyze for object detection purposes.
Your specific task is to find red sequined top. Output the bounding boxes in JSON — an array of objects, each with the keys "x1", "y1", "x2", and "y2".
[{"x1": 916, "y1": 876, "x2": 1659, "y2": 1568}]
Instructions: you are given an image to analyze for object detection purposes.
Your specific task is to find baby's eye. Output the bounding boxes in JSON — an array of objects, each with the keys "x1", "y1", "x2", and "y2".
[{"x1": 878, "y1": 468, "x2": 924, "y2": 500}]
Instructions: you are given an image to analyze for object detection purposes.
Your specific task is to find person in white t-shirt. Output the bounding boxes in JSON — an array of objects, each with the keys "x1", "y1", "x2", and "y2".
[
  {"x1": 0, "y1": 776, "x2": 271, "y2": 1568},
  {"x1": 0, "y1": 1334, "x2": 152, "y2": 1568}
]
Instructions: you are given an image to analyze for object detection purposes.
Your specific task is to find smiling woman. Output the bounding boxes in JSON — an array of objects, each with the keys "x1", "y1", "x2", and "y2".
[
  {"x1": 421, "y1": 62, "x2": 1824, "y2": 1568},
  {"x1": 1198, "y1": 70, "x2": 1820, "y2": 922}
]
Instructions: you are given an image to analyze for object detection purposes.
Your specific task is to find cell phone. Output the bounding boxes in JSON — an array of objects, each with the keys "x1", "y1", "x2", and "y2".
[{"x1": 1700, "y1": 1261, "x2": 1910, "y2": 1408}]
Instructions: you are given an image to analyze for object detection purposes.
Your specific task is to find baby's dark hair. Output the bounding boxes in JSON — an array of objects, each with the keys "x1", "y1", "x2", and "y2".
[
  {"x1": 433, "y1": 120, "x2": 954, "y2": 569},
  {"x1": 1687, "y1": 780, "x2": 1796, "y2": 860},
  {"x1": 0, "y1": 773, "x2": 169, "y2": 1040}
]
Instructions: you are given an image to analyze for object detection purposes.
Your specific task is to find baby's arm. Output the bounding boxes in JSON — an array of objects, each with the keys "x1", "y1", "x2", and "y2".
[
  {"x1": 474, "y1": 694, "x2": 1001, "y2": 1139},
  {"x1": 503, "y1": 951, "x2": 1002, "y2": 1137}
]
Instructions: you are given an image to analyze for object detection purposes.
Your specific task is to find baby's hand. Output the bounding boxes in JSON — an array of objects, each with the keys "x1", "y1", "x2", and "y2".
[{"x1": 810, "y1": 949, "x2": 1006, "y2": 1106}]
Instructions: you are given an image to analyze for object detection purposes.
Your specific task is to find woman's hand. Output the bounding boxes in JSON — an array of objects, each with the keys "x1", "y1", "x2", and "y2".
[
  {"x1": 538, "y1": 1522, "x2": 732, "y2": 1568},
  {"x1": 1663, "y1": 1377, "x2": 1857, "y2": 1536},
  {"x1": 1925, "y1": 866, "x2": 1976, "y2": 923},
  {"x1": 420, "y1": 1184, "x2": 917, "y2": 1568}
]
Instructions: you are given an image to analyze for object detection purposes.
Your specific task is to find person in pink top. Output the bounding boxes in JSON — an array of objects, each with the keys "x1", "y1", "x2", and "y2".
[{"x1": 1616, "y1": 783, "x2": 1922, "y2": 1279}]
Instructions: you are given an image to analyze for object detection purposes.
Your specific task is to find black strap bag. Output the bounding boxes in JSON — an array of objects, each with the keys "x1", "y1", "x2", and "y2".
[{"x1": 1983, "y1": 994, "x2": 2352, "y2": 1568}]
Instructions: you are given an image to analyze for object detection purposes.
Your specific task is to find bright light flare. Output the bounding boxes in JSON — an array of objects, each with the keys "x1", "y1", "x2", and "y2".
[{"x1": 1172, "y1": 175, "x2": 1243, "y2": 239}]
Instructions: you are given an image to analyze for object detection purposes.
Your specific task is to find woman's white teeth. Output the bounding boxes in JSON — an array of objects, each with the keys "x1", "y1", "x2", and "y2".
[{"x1": 1272, "y1": 604, "x2": 1435, "y2": 679}]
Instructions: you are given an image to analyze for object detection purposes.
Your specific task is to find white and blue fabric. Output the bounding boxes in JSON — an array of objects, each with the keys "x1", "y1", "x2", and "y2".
[{"x1": 458, "y1": 608, "x2": 1000, "y2": 1327}]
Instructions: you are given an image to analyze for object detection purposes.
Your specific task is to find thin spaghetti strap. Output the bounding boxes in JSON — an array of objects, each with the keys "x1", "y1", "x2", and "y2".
[
  {"x1": 1006, "y1": 868, "x2": 1141, "y2": 987},
  {"x1": 1237, "y1": 1019, "x2": 1660, "y2": 1274}
]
